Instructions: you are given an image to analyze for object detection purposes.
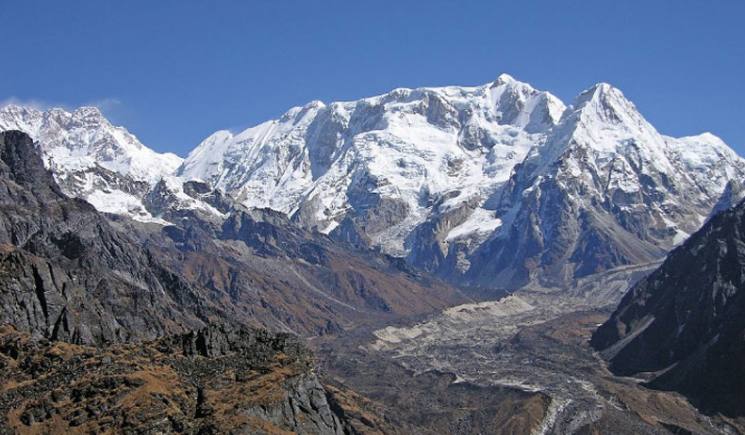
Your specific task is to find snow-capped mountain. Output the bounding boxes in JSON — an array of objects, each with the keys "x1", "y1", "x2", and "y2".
[
  {"x1": 178, "y1": 75, "x2": 745, "y2": 289},
  {"x1": 0, "y1": 104, "x2": 183, "y2": 222},
  {"x1": 179, "y1": 74, "x2": 566, "y2": 255},
  {"x1": 2, "y1": 74, "x2": 743, "y2": 291},
  {"x1": 458, "y1": 83, "x2": 745, "y2": 288}
]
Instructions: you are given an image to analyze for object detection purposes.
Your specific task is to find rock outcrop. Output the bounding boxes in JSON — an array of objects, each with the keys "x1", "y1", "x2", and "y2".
[
  {"x1": 0, "y1": 130, "x2": 216, "y2": 344},
  {"x1": 0, "y1": 323, "x2": 348, "y2": 434}
]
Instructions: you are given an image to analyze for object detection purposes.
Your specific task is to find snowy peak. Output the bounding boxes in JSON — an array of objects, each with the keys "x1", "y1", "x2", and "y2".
[
  {"x1": 523, "y1": 81, "x2": 674, "y2": 176},
  {"x1": 53, "y1": 106, "x2": 108, "y2": 128},
  {"x1": 446, "y1": 79, "x2": 745, "y2": 289},
  {"x1": 0, "y1": 104, "x2": 182, "y2": 183},
  {"x1": 176, "y1": 74, "x2": 566, "y2": 256},
  {"x1": 493, "y1": 72, "x2": 517, "y2": 86},
  {"x1": 571, "y1": 82, "x2": 646, "y2": 128},
  {"x1": 489, "y1": 73, "x2": 566, "y2": 130},
  {"x1": 179, "y1": 129, "x2": 234, "y2": 182},
  {"x1": 0, "y1": 103, "x2": 188, "y2": 224},
  {"x1": 574, "y1": 82, "x2": 617, "y2": 104},
  {"x1": 521, "y1": 80, "x2": 745, "y2": 204}
]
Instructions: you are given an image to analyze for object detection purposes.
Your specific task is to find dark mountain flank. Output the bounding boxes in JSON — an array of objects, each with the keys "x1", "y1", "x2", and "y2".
[
  {"x1": 0, "y1": 130, "x2": 466, "y2": 344},
  {"x1": 0, "y1": 130, "x2": 217, "y2": 344},
  {"x1": 592, "y1": 198, "x2": 745, "y2": 416}
]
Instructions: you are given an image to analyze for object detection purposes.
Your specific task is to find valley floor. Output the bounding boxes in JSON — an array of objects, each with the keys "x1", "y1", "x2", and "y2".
[{"x1": 315, "y1": 264, "x2": 745, "y2": 434}]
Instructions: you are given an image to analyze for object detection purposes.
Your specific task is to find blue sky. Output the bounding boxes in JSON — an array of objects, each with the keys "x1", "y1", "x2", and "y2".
[{"x1": 1, "y1": 1, "x2": 744, "y2": 156}]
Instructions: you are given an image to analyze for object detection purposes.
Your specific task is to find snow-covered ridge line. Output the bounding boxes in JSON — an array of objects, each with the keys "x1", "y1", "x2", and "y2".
[
  {"x1": 0, "y1": 104, "x2": 187, "y2": 223},
  {"x1": 0, "y1": 104, "x2": 183, "y2": 182},
  {"x1": 1, "y1": 73, "x2": 743, "y2": 289},
  {"x1": 176, "y1": 74, "x2": 570, "y2": 255},
  {"x1": 177, "y1": 74, "x2": 742, "y2": 263}
]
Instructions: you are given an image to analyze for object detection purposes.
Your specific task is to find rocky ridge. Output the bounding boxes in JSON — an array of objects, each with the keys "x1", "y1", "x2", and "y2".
[{"x1": 592, "y1": 198, "x2": 745, "y2": 418}]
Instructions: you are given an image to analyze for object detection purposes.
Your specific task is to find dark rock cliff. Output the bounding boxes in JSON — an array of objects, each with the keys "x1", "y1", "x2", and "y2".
[
  {"x1": 0, "y1": 131, "x2": 221, "y2": 344},
  {"x1": 592, "y1": 198, "x2": 745, "y2": 416}
]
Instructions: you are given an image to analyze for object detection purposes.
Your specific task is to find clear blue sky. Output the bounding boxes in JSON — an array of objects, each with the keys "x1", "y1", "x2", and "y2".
[{"x1": 1, "y1": 1, "x2": 744, "y2": 156}]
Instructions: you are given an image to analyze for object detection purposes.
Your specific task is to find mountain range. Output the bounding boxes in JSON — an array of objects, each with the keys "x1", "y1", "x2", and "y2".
[
  {"x1": 2, "y1": 74, "x2": 743, "y2": 292},
  {"x1": 0, "y1": 129, "x2": 441, "y2": 433},
  {"x1": 2, "y1": 73, "x2": 745, "y2": 433}
]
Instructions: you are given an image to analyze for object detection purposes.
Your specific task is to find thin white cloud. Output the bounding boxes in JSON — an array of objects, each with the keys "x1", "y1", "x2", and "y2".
[
  {"x1": 0, "y1": 97, "x2": 62, "y2": 111},
  {"x1": 83, "y1": 97, "x2": 122, "y2": 112},
  {"x1": 0, "y1": 97, "x2": 122, "y2": 115}
]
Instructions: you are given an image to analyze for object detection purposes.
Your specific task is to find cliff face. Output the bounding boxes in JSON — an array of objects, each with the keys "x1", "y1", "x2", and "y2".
[
  {"x1": 0, "y1": 323, "x2": 348, "y2": 434},
  {"x1": 592, "y1": 199, "x2": 745, "y2": 416},
  {"x1": 0, "y1": 130, "x2": 218, "y2": 344}
]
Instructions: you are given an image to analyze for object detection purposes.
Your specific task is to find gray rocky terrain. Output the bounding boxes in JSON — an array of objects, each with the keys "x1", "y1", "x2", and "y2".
[{"x1": 593, "y1": 198, "x2": 745, "y2": 420}]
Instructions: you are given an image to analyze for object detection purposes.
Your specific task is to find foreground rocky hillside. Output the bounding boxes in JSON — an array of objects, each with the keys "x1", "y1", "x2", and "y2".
[
  {"x1": 592, "y1": 198, "x2": 745, "y2": 418},
  {"x1": 0, "y1": 323, "x2": 389, "y2": 434},
  {"x1": 0, "y1": 130, "x2": 212, "y2": 343}
]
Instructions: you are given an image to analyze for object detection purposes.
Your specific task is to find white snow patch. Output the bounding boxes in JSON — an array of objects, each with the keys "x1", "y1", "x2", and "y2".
[
  {"x1": 446, "y1": 208, "x2": 502, "y2": 241},
  {"x1": 85, "y1": 190, "x2": 169, "y2": 225}
]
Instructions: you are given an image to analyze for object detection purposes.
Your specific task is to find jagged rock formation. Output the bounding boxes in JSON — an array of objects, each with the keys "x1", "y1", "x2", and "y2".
[
  {"x1": 0, "y1": 130, "x2": 214, "y2": 344},
  {"x1": 592, "y1": 199, "x2": 745, "y2": 417},
  {"x1": 0, "y1": 323, "x2": 355, "y2": 434}
]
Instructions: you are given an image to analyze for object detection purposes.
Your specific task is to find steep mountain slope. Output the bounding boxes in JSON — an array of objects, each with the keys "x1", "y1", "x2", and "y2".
[
  {"x1": 459, "y1": 84, "x2": 745, "y2": 288},
  {"x1": 0, "y1": 130, "x2": 215, "y2": 344},
  {"x1": 592, "y1": 199, "x2": 745, "y2": 417},
  {"x1": 0, "y1": 105, "x2": 182, "y2": 222},
  {"x1": 179, "y1": 76, "x2": 745, "y2": 291},
  {"x1": 0, "y1": 130, "x2": 466, "y2": 343}
]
